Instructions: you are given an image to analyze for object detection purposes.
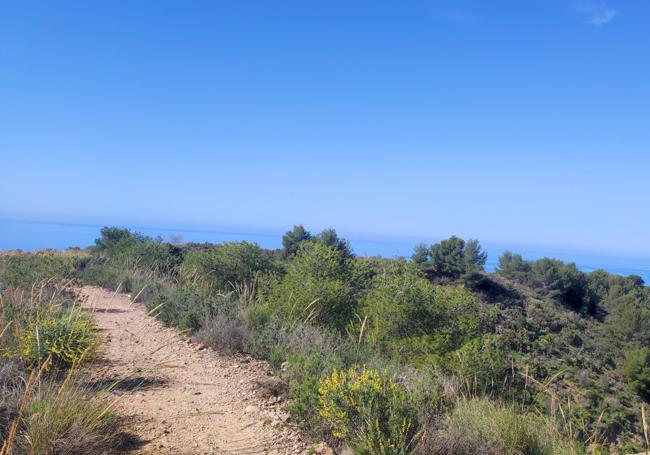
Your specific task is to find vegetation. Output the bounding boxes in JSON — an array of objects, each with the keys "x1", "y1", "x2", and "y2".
[
  {"x1": 0, "y1": 255, "x2": 122, "y2": 454},
  {"x1": 319, "y1": 368, "x2": 418, "y2": 454},
  {"x1": 4, "y1": 224, "x2": 650, "y2": 454}
]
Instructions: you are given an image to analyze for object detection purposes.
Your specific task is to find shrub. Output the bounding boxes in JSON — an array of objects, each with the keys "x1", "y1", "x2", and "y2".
[
  {"x1": 148, "y1": 286, "x2": 225, "y2": 331},
  {"x1": 0, "y1": 359, "x2": 26, "y2": 443},
  {"x1": 195, "y1": 312, "x2": 252, "y2": 354},
  {"x1": 361, "y1": 273, "x2": 486, "y2": 361},
  {"x1": 181, "y1": 242, "x2": 275, "y2": 294},
  {"x1": 93, "y1": 227, "x2": 182, "y2": 275},
  {"x1": 285, "y1": 349, "x2": 343, "y2": 436},
  {"x1": 1, "y1": 253, "x2": 78, "y2": 289},
  {"x1": 621, "y1": 347, "x2": 650, "y2": 400},
  {"x1": 264, "y1": 241, "x2": 355, "y2": 331},
  {"x1": 425, "y1": 398, "x2": 584, "y2": 455},
  {"x1": 444, "y1": 335, "x2": 508, "y2": 396},
  {"x1": 18, "y1": 310, "x2": 97, "y2": 370},
  {"x1": 19, "y1": 373, "x2": 121, "y2": 454},
  {"x1": 319, "y1": 367, "x2": 419, "y2": 455},
  {"x1": 79, "y1": 263, "x2": 131, "y2": 291}
]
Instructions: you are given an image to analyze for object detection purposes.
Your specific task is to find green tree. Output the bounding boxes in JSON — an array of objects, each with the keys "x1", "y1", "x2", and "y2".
[
  {"x1": 528, "y1": 259, "x2": 592, "y2": 312},
  {"x1": 411, "y1": 242, "x2": 430, "y2": 266},
  {"x1": 496, "y1": 250, "x2": 532, "y2": 283},
  {"x1": 430, "y1": 236, "x2": 467, "y2": 276},
  {"x1": 282, "y1": 224, "x2": 312, "y2": 257},
  {"x1": 317, "y1": 228, "x2": 353, "y2": 258},
  {"x1": 94, "y1": 227, "x2": 143, "y2": 252},
  {"x1": 464, "y1": 239, "x2": 488, "y2": 273}
]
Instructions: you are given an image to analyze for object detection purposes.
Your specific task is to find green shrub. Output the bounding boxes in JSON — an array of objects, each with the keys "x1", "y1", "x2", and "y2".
[
  {"x1": 79, "y1": 263, "x2": 130, "y2": 291},
  {"x1": 196, "y1": 312, "x2": 252, "y2": 354},
  {"x1": 93, "y1": 227, "x2": 181, "y2": 275},
  {"x1": 621, "y1": 346, "x2": 650, "y2": 400},
  {"x1": 319, "y1": 367, "x2": 419, "y2": 455},
  {"x1": 148, "y1": 286, "x2": 225, "y2": 331},
  {"x1": 181, "y1": 242, "x2": 276, "y2": 294},
  {"x1": 263, "y1": 241, "x2": 355, "y2": 331},
  {"x1": 1, "y1": 253, "x2": 78, "y2": 289},
  {"x1": 444, "y1": 335, "x2": 508, "y2": 396},
  {"x1": 285, "y1": 349, "x2": 342, "y2": 435},
  {"x1": 18, "y1": 310, "x2": 97, "y2": 370},
  {"x1": 361, "y1": 273, "x2": 487, "y2": 361},
  {"x1": 426, "y1": 398, "x2": 584, "y2": 455}
]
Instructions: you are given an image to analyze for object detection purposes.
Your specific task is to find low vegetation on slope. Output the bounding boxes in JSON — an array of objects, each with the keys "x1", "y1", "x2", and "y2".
[
  {"x1": 0, "y1": 252, "x2": 122, "y2": 454},
  {"x1": 5, "y1": 225, "x2": 650, "y2": 454}
]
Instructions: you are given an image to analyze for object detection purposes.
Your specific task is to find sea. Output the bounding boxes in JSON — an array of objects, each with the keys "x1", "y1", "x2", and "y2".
[{"x1": 1, "y1": 219, "x2": 649, "y2": 284}]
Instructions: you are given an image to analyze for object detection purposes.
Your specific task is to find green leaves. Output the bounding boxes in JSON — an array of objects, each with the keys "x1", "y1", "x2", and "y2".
[
  {"x1": 360, "y1": 271, "x2": 486, "y2": 360},
  {"x1": 621, "y1": 347, "x2": 650, "y2": 400}
]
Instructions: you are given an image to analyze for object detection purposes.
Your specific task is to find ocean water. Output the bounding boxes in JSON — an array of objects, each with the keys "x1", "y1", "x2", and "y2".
[{"x1": 1, "y1": 219, "x2": 649, "y2": 283}]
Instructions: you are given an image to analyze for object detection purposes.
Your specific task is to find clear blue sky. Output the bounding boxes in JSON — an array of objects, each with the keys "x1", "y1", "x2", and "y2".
[{"x1": 1, "y1": 0, "x2": 649, "y2": 255}]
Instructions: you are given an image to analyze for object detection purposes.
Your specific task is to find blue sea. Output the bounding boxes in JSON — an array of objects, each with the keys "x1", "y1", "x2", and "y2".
[{"x1": 1, "y1": 219, "x2": 649, "y2": 284}]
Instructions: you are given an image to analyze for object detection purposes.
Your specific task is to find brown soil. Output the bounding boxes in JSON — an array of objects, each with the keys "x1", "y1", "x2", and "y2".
[{"x1": 79, "y1": 286, "x2": 310, "y2": 455}]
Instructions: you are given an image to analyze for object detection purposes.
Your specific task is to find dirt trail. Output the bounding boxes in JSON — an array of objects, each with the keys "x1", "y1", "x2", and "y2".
[{"x1": 79, "y1": 286, "x2": 309, "y2": 455}]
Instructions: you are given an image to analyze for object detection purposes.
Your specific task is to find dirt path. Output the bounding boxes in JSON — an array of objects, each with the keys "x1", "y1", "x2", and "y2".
[{"x1": 79, "y1": 286, "x2": 309, "y2": 455}]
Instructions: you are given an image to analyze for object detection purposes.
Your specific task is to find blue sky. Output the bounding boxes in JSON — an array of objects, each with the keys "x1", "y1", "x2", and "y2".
[{"x1": 1, "y1": 0, "x2": 649, "y2": 255}]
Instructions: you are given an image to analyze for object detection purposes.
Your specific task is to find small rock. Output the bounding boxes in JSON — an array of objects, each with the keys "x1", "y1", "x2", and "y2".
[{"x1": 244, "y1": 405, "x2": 260, "y2": 414}]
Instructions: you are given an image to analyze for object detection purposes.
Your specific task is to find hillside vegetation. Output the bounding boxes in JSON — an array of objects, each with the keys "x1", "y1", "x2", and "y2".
[{"x1": 3, "y1": 226, "x2": 650, "y2": 454}]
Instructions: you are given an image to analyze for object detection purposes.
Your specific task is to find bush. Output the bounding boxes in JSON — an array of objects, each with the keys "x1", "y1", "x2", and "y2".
[
  {"x1": 0, "y1": 253, "x2": 78, "y2": 289},
  {"x1": 18, "y1": 309, "x2": 98, "y2": 370},
  {"x1": 93, "y1": 227, "x2": 181, "y2": 275},
  {"x1": 319, "y1": 368, "x2": 419, "y2": 454},
  {"x1": 263, "y1": 241, "x2": 355, "y2": 331},
  {"x1": 360, "y1": 273, "x2": 487, "y2": 361},
  {"x1": 195, "y1": 312, "x2": 252, "y2": 354},
  {"x1": 148, "y1": 286, "x2": 225, "y2": 331},
  {"x1": 621, "y1": 347, "x2": 650, "y2": 400},
  {"x1": 0, "y1": 359, "x2": 26, "y2": 443},
  {"x1": 19, "y1": 373, "x2": 121, "y2": 454},
  {"x1": 443, "y1": 335, "x2": 508, "y2": 396},
  {"x1": 425, "y1": 398, "x2": 584, "y2": 455},
  {"x1": 79, "y1": 263, "x2": 131, "y2": 291},
  {"x1": 181, "y1": 242, "x2": 276, "y2": 294}
]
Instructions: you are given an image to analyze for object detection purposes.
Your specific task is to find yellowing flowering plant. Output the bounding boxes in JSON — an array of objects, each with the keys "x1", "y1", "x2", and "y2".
[
  {"x1": 19, "y1": 310, "x2": 97, "y2": 370},
  {"x1": 319, "y1": 367, "x2": 419, "y2": 455}
]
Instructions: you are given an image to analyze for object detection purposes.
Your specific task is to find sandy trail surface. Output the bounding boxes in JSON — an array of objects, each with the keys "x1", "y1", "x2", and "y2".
[{"x1": 79, "y1": 286, "x2": 308, "y2": 455}]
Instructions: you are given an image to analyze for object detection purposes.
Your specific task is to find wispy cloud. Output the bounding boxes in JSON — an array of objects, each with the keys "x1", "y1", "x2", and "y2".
[{"x1": 577, "y1": 2, "x2": 617, "y2": 26}]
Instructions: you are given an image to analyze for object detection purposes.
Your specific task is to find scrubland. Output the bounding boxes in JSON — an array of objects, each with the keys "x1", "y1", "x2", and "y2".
[{"x1": 2, "y1": 225, "x2": 650, "y2": 454}]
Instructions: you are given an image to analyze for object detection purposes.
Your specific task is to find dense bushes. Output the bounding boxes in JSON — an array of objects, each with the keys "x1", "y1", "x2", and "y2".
[
  {"x1": 360, "y1": 272, "x2": 488, "y2": 361},
  {"x1": 263, "y1": 241, "x2": 356, "y2": 331},
  {"x1": 497, "y1": 253, "x2": 597, "y2": 313},
  {"x1": 59, "y1": 225, "x2": 650, "y2": 452},
  {"x1": 180, "y1": 241, "x2": 276, "y2": 294},
  {"x1": 0, "y1": 252, "x2": 79, "y2": 289},
  {"x1": 94, "y1": 227, "x2": 181, "y2": 274}
]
